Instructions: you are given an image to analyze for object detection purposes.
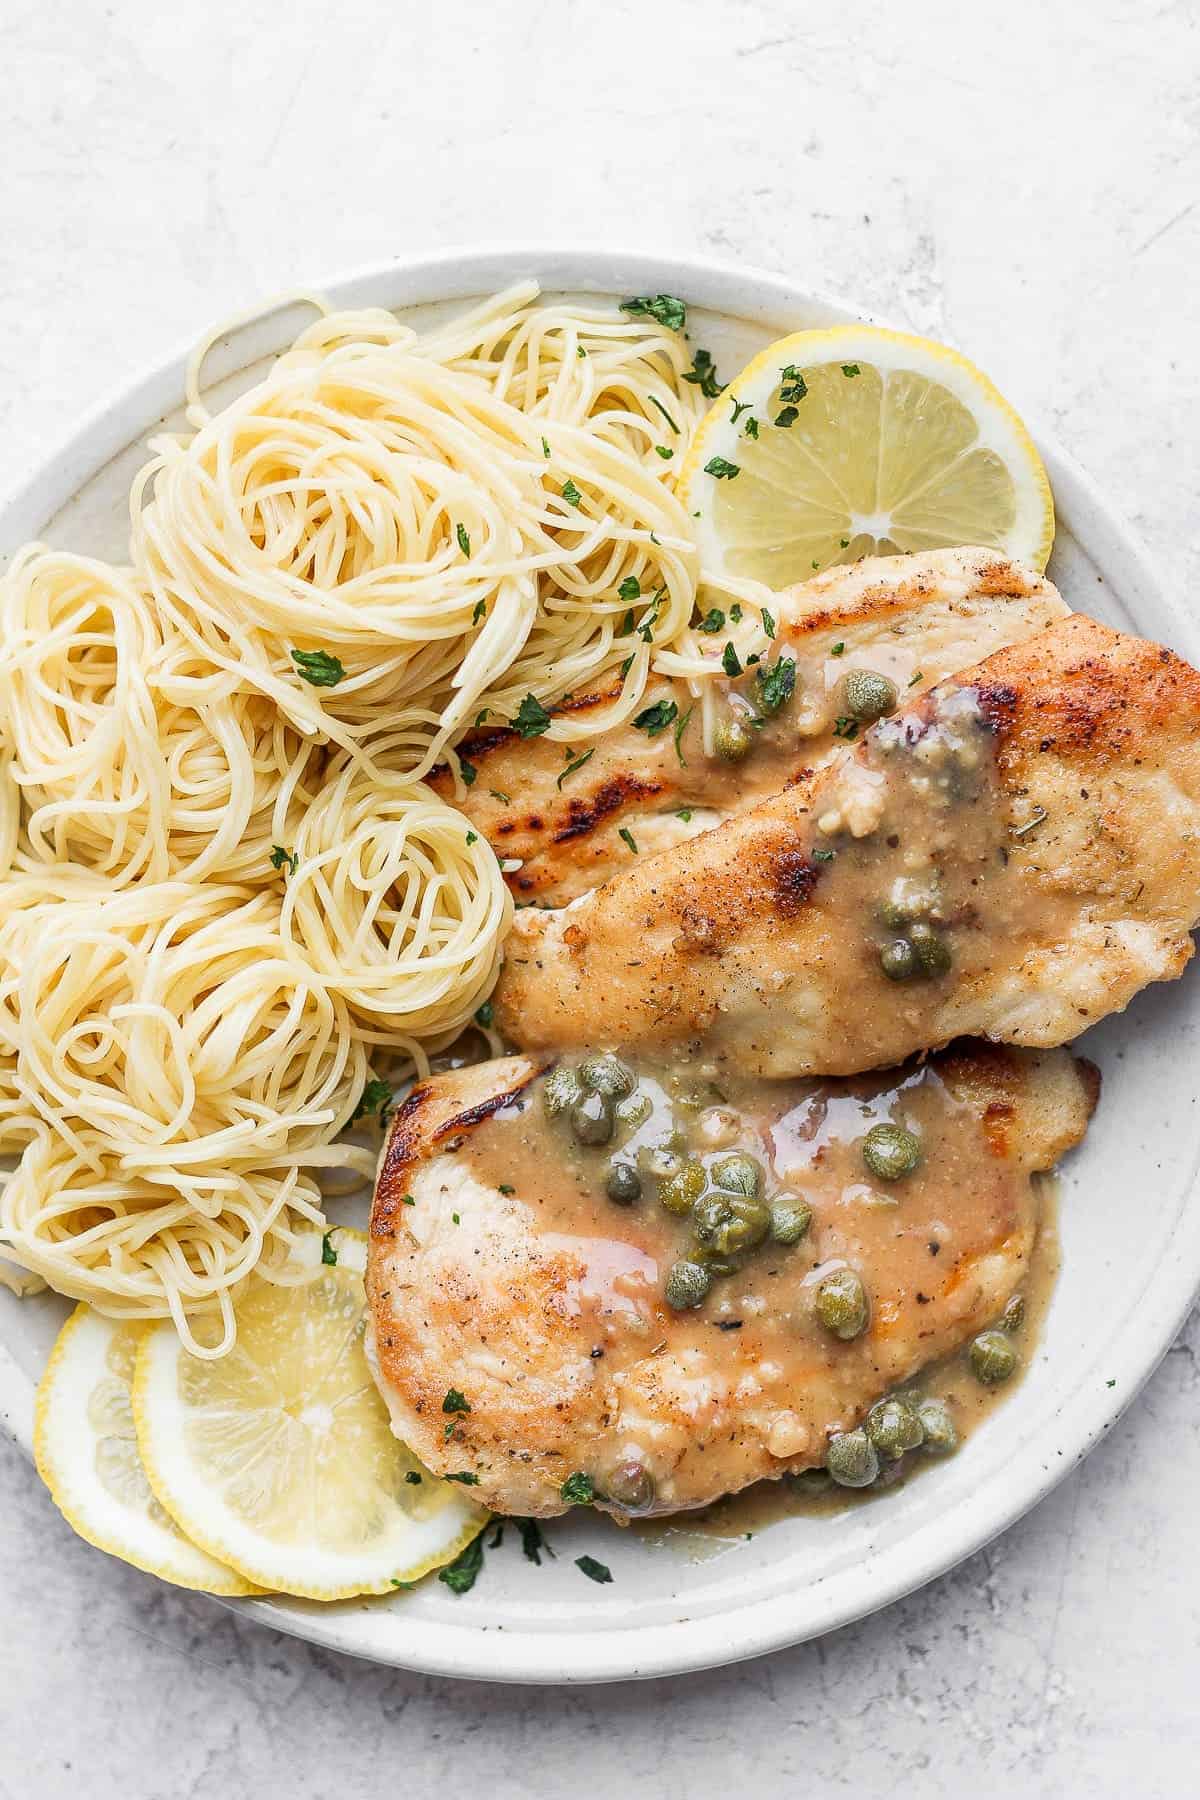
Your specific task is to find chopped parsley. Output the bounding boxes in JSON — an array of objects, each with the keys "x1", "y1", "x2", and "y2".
[
  {"x1": 619, "y1": 293, "x2": 687, "y2": 332},
  {"x1": 842, "y1": 363, "x2": 861, "y2": 377},
  {"x1": 472, "y1": 598, "x2": 487, "y2": 626},
  {"x1": 743, "y1": 416, "x2": 760, "y2": 439},
  {"x1": 405, "y1": 1471, "x2": 422, "y2": 1485},
  {"x1": 780, "y1": 363, "x2": 808, "y2": 403},
  {"x1": 560, "y1": 1471, "x2": 596, "y2": 1505},
  {"x1": 577, "y1": 344, "x2": 586, "y2": 358},
  {"x1": 290, "y1": 648, "x2": 345, "y2": 688},
  {"x1": 633, "y1": 698, "x2": 679, "y2": 738},
  {"x1": 812, "y1": 847, "x2": 836, "y2": 863},
  {"x1": 722, "y1": 641, "x2": 743, "y2": 678},
  {"x1": 620, "y1": 654, "x2": 635, "y2": 678},
  {"x1": 683, "y1": 348, "x2": 725, "y2": 399},
  {"x1": 704, "y1": 455, "x2": 740, "y2": 481},
  {"x1": 352, "y1": 1077, "x2": 393, "y2": 1124},
  {"x1": 489, "y1": 788, "x2": 512, "y2": 805},
  {"x1": 575, "y1": 1554, "x2": 613, "y2": 1585},
  {"x1": 908, "y1": 670, "x2": 923, "y2": 687},
  {"x1": 696, "y1": 606, "x2": 725, "y2": 634},
  {"x1": 833, "y1": 716, "x2": 859, "y2": 740},
  {"x1": 518, "y1": 1517, "x2": 553, "y2": 1564},
  {"x1": 755, "y1": 656, "x2": 796, "y2": 713},
  {"x1": 541, "y1": 436, "x2": 551, "y2": 458},
  {"x1": 840, "y1": 537, "x2": 850, "y2": 548},
  {"x1": 456, "y1": 522, "x2": 471, "y2": 556},
  {"x1": 557, "y1": 747, "x2": 596, "y2": 789},
  {"x1": 438, "y1": 1534, "x2": 485, "y2": 1594},
  {"x1": 498, "y1": 1183, "x2": 515, "y2": 1196},
  {"x1": 618, "y1": 575, "x2": 642, "y2": 602},
  {"x1": 466, "y1": 830, "x2": 478, "y2": 846},
  {"x1": 475, "y1": 999, "x2": 494, "y2": 1028},
  {"x1": 830, "y1": 641, "x2": 845, "y2": 657},
  {"x1": 321, "y1": 1232, "x2": 338, "y2": 1266},
  {"x1": 269, "y1": 844, "x2": 298, "y2": 877},
  {"x1": 459, "y1": 756, "x2": 477, "y2": 787},
  {"x1": 561, "y1": 478, "x2": 583, "y2": 508},
  {"x1": 655, "y1": 445, "x2": 674, "y2": 459},
  {"x1": 761, "y1": 606, "x2": 776, "y2": 639},
  {"x1": 676, "y1": 807, "x2": 693, "y2": 822},
  {"x1": 774, "y1": 406, "x2": 799, "y2": 429},
  {"x1": 513, "y1": 693, "x2": 552, "y2": 738},
  {"x1": 673, "y1": 703, "x2": 694, "y2": 766},
  {"x1": 648, "y1": 394, "x2": 680, "y2": 434},
  {"x1": 730, "y1": 397, "x2": 752, "y2": 424},
  {"x1": 619, "y1": 826, "x2": 638, "y2": 855},
  {"x1": 729, "y1": 602, "x2": 743, "y2": 623},
  {"x1": 620, "y1": 609, "x2": 635, "y2": 634},
  {"x1": 442, "y1": 1388, "x2": 471, "y2": 1415},
  {"x1": 444, "y1": 1471, "x2": 480, "y2": 1486}
]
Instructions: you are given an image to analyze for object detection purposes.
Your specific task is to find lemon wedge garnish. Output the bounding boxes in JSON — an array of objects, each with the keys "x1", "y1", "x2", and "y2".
[
  {"x1": 34, "y1": 1305, "x2": 258, "y2": 1595},
  {"x1": 132, "y1": 1227, "x2": 486, "y2": 1600},
  {"x1": 681, "y1": 324, "x2": 1054, "y2": 587}
]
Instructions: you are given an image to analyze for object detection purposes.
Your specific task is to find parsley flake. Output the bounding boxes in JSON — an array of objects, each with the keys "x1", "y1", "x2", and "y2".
[
  {"x1": 744, "y1": 416, "x2": 760, "y2": 439},
  {"x1": 722, "y1": 641, "x2": 743, "y2": 678},
  {"x1": 908, "y1": 670, "x2": 923, "y2": 687},
  {"x1": 830, "y1": 641, "x2": 845, "y2": 657},
  {"x1": 561, "y1": 478, "x2": 583, "y2": 508},
  {"x1": 655, "y1": 445, "x2": 674, "y2": 460},
  {"x1": 761, "y1": 607, "x2": 776, "y2": 639},
  {"x1": 729, "y1": 603, "x2": 743, "y2": 623},
  {"x1": 696, "y1": 607, "x2": 725, "y2": 634},
  {"x1": 833, "y1": 716, "x2": 860, "y2": 740},
  {"x1": 518, "y1": 1517, "x2": 553, "y2": 1565},
  {"x1": 321, "y1": 1232, "x2": 338, "y2": 1266},
  {"x1": 472, "y1": 598, "x2": 487, "y2": 626},
  {"x1": 489, "y1": 788, "x2": 511, "y2": 805},
  {"x1": 619, "y1": 293, "x2": 687, "y2": 332},
  {"x1": 619, "y1": 826, "x2": 638, "y2": 855},
  {"x1": 498, "y1": 1183, "x2": 515, "y2": 1196},
  {"x1": 513, "y1": 694, "x2": 552, "y2": 738},
  {"x1": 557, "y1": 747, "x2": 596, "y2": 789},
  {"x1": 676, "y1": 807, "x2": 693, "y2": 823},
  {"x1": 405, "y1": 1471, "x2": 423, "y2": 1485},
  {"x1": 444, "y1": 1471, "x2": 480, "y2": 1486},
  {"x1": 442, "y1": 1388, "x2": 471, "y2": 1415},
  {"x1": 438, "y1": 1534, "x2": 485, "y2": 1594},
  {"x1": 683, "y1": 348, "x2": 726, "y2": 399},
  {"x1": 840, "y1": 537, "x2": 850, "y2": 548},
  {"x1": 774, "y1": 406, "x2": 799, "y2": 429},
  {"x1": 780, "y1": 363, "x2": 808, "y2": 403},
  {"x1": 633, "y1": 699, "x2": 679, "y2": 739},
  {"x1": 291, "y1": 648, "x2": 345, "y2": 688},
  {"x1": 352, "y1": 1077, "x2": 393, "y2": 1124},
  {"x1": 459, "y1": 756, "x2": 477, "y2": 787},
  {"x1": 560, "y1": 1471, "x2": 596, "y2": 1505},
  {"x1": 648, "y1": 394, "x2": 680, "y2": 434},
  {"x1": 541, "y1": 436, "x2": 551, "y2": 458},
  {"x1": 575, "y1": 1554, "x2": 613, "y2": 1585},
  {"x1": 704, "y1": 455, "x2": 740, "y2": 481},
  {"x1": 269, "y1": 844, "x2": 298, "y2": 877},
  {"x1": 842, "y1": 363, "x2": 861, "y2": 377},
  {"x1": 673, "y1": 703, "x2": 694, "y2": 766},
  {"x1": 730, "y1": 397, "x2": 752, "y2": 424},
  {"x1": 456, "y1": 522, "x2": 471, "y2": 556},
  {"x1": 618, "y1": 575, "x2": 642, "y2": 602},
  {"x1": 466, "y1": 830, "x2": 478, "y2": 846},
  {"x1": 475, "y1": 1000, "x2": 494, "y2": 1029},
  {"x1": 755, "y1": 656, "x2": 796, "y2": 714},
  {"x1": 812, "y1": 847, "x2": 836, "y2": 863}
]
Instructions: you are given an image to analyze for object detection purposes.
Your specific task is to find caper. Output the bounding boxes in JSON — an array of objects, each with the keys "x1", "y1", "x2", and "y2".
[
  {"x1": 714, "y1": 716, "x2": 755, "y2": 762},
  {"x1": 605, "y1": 1162, "x2": 642, "y2": 1206},
  {"x1": 710, "y1": 1151, "x2": 762, "y2": 1197},
  {"x1": 570, "y1": 1090, "x2": 614, "y2": 1146},
  {"x1": 543, "y1": 1065, "x2": 584, "y2": 1117},
  {"x1": 862, "y1": 1122, "x2": 922, "y2": 1182},
  {"x1": 614, "y1": 1090, "x2": 652, "y2": 1131},
  {"x1": 692, "y1": 1189, "x2": 771, "y2": 1258},
  {"x1": 865, "y1": 1396, "x2": 925, "y2": 1461},
  {"x1": 908, "y1": 920, "x2": 952, "y2": 976},
  {"x1": 769, "y1": 1198, "x2": 813, "y2": 1245},
  {"x1": 665, "y1": 1259, "x2": 711, "y2": 1310},
  {"x1": 843, "y1": 668, "x2": 898, "y2": 723},
  {"x1": 604, "y1": 1458, "x2": 656, "y2": 1513},
  {"x1": 815, "y1": 1267, "x2": 870, "y2": 1340},
  {"x1": 1001, "y1": 1293, "x2": 1026, "y2": 1333},
  {"x1": 580, "y1": 1053, "x2": 635, "y2": 1099},
  {"x1": 825, "y1": 1427, "x2": 880, "y2": 1488},
  {"x1": 970, "y1": 1329, "x2": 1018, "y2": 1386},
  {"x1": 879, "y1": 938, "x2": 919, "y2": 982},
  {"x1": 657, "y1": 1157, "x2": 707, "y2": 1216},
  {"x1": 915, "y1": 1397, "x2": 958, "y2": 1456}
]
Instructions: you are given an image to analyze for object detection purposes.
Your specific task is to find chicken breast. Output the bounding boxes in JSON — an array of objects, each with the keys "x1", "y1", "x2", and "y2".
[
  {"x1": 495, "y1": 614, "x2": 1200, "y2": 1076},
  {"x1": 366, "y1": 1044, "x2": 1097, "y2": 1518},
  {"x1": 431, "y1": 548, "x2": 1067, "y2": 906}
]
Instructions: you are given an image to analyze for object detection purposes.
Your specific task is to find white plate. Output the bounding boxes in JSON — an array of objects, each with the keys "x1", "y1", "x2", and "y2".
[{"x1": 2, "y1": 247, "x2": 1197, "y2": 1685}]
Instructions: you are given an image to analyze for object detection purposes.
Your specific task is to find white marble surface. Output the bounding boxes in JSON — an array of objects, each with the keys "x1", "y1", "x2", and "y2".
[{"x1": 2, "y1": 0, "x2": 1199, "y2": 1792}]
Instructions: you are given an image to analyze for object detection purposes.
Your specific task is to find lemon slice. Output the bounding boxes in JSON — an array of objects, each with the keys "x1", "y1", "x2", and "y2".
[
  {"x1": 133, "y1": 1227, "x2": 486, "y2": 1599},
  {"x1": 681, "y1": 325, "x2": 1054, "y2": 587},
  {"x1": 34, "y1": 1306, "x2": 258, "y2": 1595}
]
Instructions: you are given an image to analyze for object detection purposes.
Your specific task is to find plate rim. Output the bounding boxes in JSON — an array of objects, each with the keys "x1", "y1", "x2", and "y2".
[{"x1": 1, "y1": 241, "x2": 1197, "y2": 1685}]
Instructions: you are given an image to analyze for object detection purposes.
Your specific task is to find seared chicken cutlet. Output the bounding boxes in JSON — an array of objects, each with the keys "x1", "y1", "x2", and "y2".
[
  {"x1": 366, "y1": 1046, "x2": 1096, "y2": 1518},
  {"x1": 496, "y1": 615, "x2": 1200, "y2": 1076},
  {"x1": 431, "y1": 548, "x2": 1067, "y2": 906}
]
